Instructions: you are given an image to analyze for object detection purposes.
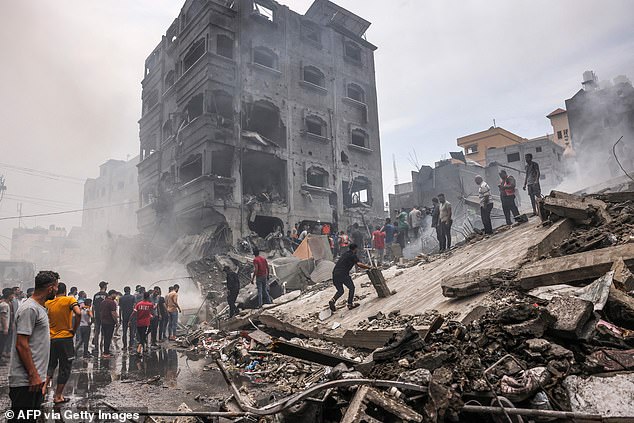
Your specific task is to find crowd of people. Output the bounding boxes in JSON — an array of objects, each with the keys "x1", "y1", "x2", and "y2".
[{"x1": 2, "y1": 271, "x2": 184, "y2": 415}]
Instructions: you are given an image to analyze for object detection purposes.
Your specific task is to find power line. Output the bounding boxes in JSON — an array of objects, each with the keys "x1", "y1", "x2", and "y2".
[
  {"x1": 0, "y1": 201, "x2": 138, "y2": 221},
  {"x1": 0, "y1": 162, "x2": 85, "y2": 183},
  {"x1": 4, "y1": 194, "x2": 82, "y2": 207}
]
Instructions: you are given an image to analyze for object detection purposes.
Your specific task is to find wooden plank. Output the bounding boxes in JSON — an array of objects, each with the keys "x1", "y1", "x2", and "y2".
[
  {"x1": 365, "y1": 387, "x2": 423, "y2": 422},
  {"x1": 341, "y1": 386, "x2": 370, "y2": 423},
  {"x1": 366, "y1": 268, "x2": 392, "y2": 298},
  {"x1": 271, "y1": 339, "x2": 357, "y2": 367},
  {"x1": 519, "y1": 244, "x2": 634, "y2": 290}
]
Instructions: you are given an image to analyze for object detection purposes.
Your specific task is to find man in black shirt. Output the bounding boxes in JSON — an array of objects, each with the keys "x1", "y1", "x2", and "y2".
[
  {"x1": 118, "y1": 286, "x2": 135, "y2": 351},
  {"x1": 328, "y1": 243, "x2": 372, "y2": 312},
  {"x1": 224, "y1": 266, "x2": 240, "y2": 318},
  {"x1": 91, "y1": 281, "x2": 108, "y2": 354}
]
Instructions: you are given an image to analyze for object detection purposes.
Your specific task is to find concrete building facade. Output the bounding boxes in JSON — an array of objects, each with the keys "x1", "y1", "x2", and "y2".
[
  {"x1": 485, "y1": 136, "x2": 565, "y2": 198},
  {"x1": 137, "y1": 0, "x2": 383, "y2": 247},
  {"x1": 546, "y1": 108, "x2": 572, "y2": 149},
  {"x1": 11, "y1": 225, "x2": 67, "y2": 268},
  {"x1": 457, "y1": 127, "x2": 525, "y2": 166},
  {"x1": 565, "y1": 72, "x2": 634, "y2": 179},
  {"x1": 83, "y1": 157, "x2": 139, "y2": 237}
]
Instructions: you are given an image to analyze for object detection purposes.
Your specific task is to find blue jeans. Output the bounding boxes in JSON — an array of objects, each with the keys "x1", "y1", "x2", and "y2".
[
  {"x1": 256, "y1": 275, "x2": 272, "y2": 307},
  {"x1": 168, "y1": 311, "x2": 179, "y2": 337}
]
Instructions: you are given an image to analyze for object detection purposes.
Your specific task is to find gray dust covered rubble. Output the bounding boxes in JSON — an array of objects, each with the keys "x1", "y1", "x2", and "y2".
[{"x1": 150, "y1": 187, "x2": 634, "y2": 422}]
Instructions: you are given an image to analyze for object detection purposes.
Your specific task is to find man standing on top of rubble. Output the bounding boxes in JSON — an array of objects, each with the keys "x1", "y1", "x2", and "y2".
[
  {"x1": 475, "y1": 175, "x2": 493, "y2": 235},
  {"x1": 224, "y1": 266, "x2": 240, "y2": 318},
  {"x1": 328, "y1": 243, "x2": 373, "y2": 312},
  {"x1": 523, "y1": 153, "x2": 541, "y2": 216},
  {"x1": 437, "y1": 194, "x2": 452, "y2": 251},
  {"x1": 409, "y1": 206, "x2": 422, "y2": 240},
  {"x1": 499, "y1": 170, "x2": 520, "y2": 225},
  {"x1": 251, "y1": 248, "x2": 272, "y2": 307}
]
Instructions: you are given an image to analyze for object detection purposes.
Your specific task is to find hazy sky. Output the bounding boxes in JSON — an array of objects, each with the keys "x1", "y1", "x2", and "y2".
[{"x1": 1, "y1": 0, "x2": 633, "y2": 257}]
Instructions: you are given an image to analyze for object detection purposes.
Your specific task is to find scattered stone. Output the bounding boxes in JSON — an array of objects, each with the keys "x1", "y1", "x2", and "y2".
[
  {"x1": 546, "y1": 295, "x2": 593, "y2": 338},
  {"x1": 612, "y1": 257, "x2": 634, "y2": 291},
  {"x1": 605, "y1": 285, "x2": 634, "y2": 330},
  {"x1": 525, "y1": 338, "x2": 550, "y2": 352},
  {"x1": 397, "y1": 368, "x2": 432, "y2": 385}
]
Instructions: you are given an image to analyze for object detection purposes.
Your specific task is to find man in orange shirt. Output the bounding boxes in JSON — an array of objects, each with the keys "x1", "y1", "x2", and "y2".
[{"x1": 45, "y1": 282, "x2": 80, "y2": 404}]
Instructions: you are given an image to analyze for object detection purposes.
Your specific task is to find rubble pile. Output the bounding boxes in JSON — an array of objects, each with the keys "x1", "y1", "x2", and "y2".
[
  {"x1": 544, "y1": 192, "x2": 634, "y2": 257},
  {"x1": 356, "y1": 310, "x2": 459, "y2": 330}
]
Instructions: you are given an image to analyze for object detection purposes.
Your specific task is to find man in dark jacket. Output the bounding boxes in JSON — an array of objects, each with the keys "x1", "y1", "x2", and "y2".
[
  {"x1": 224, "y1": 266, "x2": 240, "y2": 318},
  {"x1": 118, "y1": 287, "x2": 135, "y2": 350},
  {"x1": 91, "y1": 281, "x2": 108, "y2": 354}
]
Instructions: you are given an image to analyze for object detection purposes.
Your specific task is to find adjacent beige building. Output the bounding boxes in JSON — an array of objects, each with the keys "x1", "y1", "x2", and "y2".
[
  {"x1": 457, "y1": 126, "x2": 524, "y2": 166},
  {"x1": 546, "y1": 108, "x2": 572, "y2": 149}
]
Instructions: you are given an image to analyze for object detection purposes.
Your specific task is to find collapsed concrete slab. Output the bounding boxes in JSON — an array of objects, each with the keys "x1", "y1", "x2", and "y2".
[
  {"x1": 612, "y1": 257, "x2": 634, "y2": 291},
  {"x1": 260, "y1": 220, "x2": 565, "y2": 346},
  {"x1": 441, "y1": 268, "x2": 516, "y2": 298},
  {"x1": 519, "y1": 243, "x2": 634, "y2": 290},
  {"x1": 563, "y1": 373, "x2": 634, "y2": 418},
  {"x1": 605, "y1": 285, "x2": 634, "y2": 330},
  {"x1": 547, "y1": 190, "x2": 612, "y2": 224},
  {"x1": 546, "y1": 296, "x2": 594, "y2": 338}
]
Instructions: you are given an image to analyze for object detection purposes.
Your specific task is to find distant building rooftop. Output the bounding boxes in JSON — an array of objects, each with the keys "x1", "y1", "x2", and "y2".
[{"x1": 546, "y1": 108, "x2": 567, "y2": 118}]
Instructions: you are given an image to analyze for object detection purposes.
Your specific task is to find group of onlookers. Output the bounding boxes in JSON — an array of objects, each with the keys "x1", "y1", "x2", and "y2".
[{"x1": 4, "y1": 271, "x2": 184, "y2": 417}]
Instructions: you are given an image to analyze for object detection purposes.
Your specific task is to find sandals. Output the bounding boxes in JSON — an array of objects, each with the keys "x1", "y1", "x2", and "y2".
[{"x1": 347, "y1": 303, "x2": 360, "y2": 310}]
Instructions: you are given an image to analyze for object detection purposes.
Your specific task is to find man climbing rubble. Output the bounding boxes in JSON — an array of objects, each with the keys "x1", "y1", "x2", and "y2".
[
  {"x1": 328, "y1": 243, "x2": 373, "y2": 311},
  {"x1": 224, "y1": 266, "x2": 240, "y2": 318},
  {"x1": 251, "y1": 248, "x2": 272, "y2": 307},
  {"x1": 523, "y1": 153, "x2": 541, "y2": 216}
]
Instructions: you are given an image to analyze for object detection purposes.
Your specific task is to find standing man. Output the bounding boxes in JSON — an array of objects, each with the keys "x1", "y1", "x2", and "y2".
[
  {"x1": 91, "y1": 281, "x2": 108, "y2": 355},
  {"x1": 476, "y1": 175, "x2": 493, "y2": 235},
  {"x1": 165, "y1": 284, "x2": 181, "y2": 341},
  {"x1": 251, "y1": 249, "x2": 271, "y2": 307},
  {"x1": 132, "y1": 292, "x2": 154, "y2": 356},
  {"x1": 438, "y1": 194, "x2": 453, "y2": 252},
  {"x1": 381, "y1": 218, "x2": 396, "y2": 261},
  {"x1": 523, "y1": 153, "x2": 541, "y2": 216},
  {"x1": 224, "y1": 266, "x2": 240, "y2": 318},
  {"x1": 45, "y1": 282, "x2": 81, "y2": 404},
  {"x1": 327, "y1": 244, "x2": 372, "y2": 312},
  {"x1": 409, "y1": 207, "x2": 422, "y2": 240},
  {"x1": 371, "y1": 226, "x2": 386, "y2": 265},
  {"x1": 397, "y1": 209, "x2": 409, "y2": 249},
  {"x1": 338, "y1": 230, "x2": 350, "y2": 252},
  {"x1": 499, "y1": 170, "x2": 520, "y2": 225},
  {"x1": 158, "y1": 289, "x2": 169, "y2": 342},
  {"x1": 149, "y1": 287, "x2": 161, "y2": 349},
  {"x1": 99, "y1": 290, "x2": 118, "y2": 358},
  {"x1": 9, "y1": 271, "x2": 58, "y2": 416},
  {"x1": 431, "y1": 198, "x2": 441, "y2": 250},
  {"x1": 0, "y1": 288, "x2": 13, "y2": 364},
  {"x1": 78, "y1": 299, "x2": 93, "y2": 358},
  {"x1": 118, "y1": 286, "x2": 135, "y2": 351}
]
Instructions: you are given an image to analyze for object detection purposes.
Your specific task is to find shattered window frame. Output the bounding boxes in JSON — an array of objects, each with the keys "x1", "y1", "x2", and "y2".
[
  {"x1": 306, "y1": 166, "x2": 329, "y2": 188},
  {"x1": 305, "y1": 115, "x2": 326, "y2": 137},
  {"x1": 252, "y1": 1, "x2": 274, "y2": 22},
  {"x1": 183, "y1": 38, "x2": 206, "y2": 73},
  {"x1": 350, "y1": 128, "x2": 368, "y2": 148},
  {"x1": 507, "y1": 152, "x2": 521, "y2": 163},
  {"x1": 253, "y1": 46, "x2": 277, "y2": 70},
  {"x1": 216, "y1": 34, "x2": 234, "y2": 59},
  {"x1": 347, "y1": 83, "x2": 365, "y2": 103},
  {"x1": 344, "y1": 41, "x2": 362, "y2": 63},
  {"x1": 303, "y1": 66, "x2": 326, "y2": 88}
]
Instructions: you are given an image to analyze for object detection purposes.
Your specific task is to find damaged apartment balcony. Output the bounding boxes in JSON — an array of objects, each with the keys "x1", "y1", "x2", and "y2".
[
  {"x1": 174, "y1": 174, "x2": 236, "y2": 217},
  {"x1": 178, "y1": 114, "x2": 234, "y2": 154}
]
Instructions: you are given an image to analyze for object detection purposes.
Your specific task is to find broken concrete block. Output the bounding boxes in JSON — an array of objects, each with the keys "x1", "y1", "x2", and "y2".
[
  {"x1": 519, "y1": 243, "x2": 634, "y2": 290},
  {"x1": 525, "y1": 338, "x2": 550, "y2": 353},
  {"x1": 612, "y1": 257, "x2": 634, "y2": 291},
  {"x1": 503, "y1": 311, "x2": 553, "y2": 338},
  {"x1": 546, "y1": 296, "x2": 593, "y2": 338},
  {"x1": 411, "y1": 350, "x2": 449, "y2": 371},
  {"x1": 605, "y1": 285, "x2": 634, "y2": 330},
  {"x1": 441, "y1": 268, "x2": 515, "y2": 298},
  {"x1": 564, "y1": 373, "x2": 634, "y2": 418}
]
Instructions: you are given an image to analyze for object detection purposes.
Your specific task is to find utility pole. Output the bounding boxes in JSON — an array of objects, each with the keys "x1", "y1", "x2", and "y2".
[
  {"x1": 17, "y1": 203, "x2": 22, "y2": 228},
  {"x1": 0, "y1": 175, "x2": 6, "y2": 204},
  {"x1": 392, "y1": 154, "x2": 399, "y2": 186}
]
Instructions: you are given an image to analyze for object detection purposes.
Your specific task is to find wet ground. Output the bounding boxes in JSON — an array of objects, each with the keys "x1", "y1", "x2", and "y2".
[{"x1": 0, "y1": 336, "x2": 230, "y2": 416}]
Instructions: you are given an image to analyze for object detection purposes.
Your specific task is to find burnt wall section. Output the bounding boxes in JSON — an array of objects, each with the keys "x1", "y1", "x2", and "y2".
[{"x1": 137, "y1": 0, "x2": 384, "y2": 248}]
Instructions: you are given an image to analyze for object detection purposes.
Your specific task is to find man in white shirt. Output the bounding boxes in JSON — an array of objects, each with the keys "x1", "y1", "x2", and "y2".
[
  {"x1": 408, "y1": 207, "x2": 422, "y2": 240},
  {"x1": 476, "y1": 175, "x2": 493, "y2": 235}
]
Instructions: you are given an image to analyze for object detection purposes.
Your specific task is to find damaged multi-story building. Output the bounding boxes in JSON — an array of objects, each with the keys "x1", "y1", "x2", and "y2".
[{"x1": 137, "y1": 0, "x2": 383, "y2": 250}]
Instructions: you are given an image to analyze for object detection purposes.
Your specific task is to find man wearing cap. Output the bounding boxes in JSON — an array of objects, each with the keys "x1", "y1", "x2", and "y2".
[
  {"x1": 9, "y1": 271, "x2": 59, "y2": 416},
  {"x1": 45, "y1": 282, "x2": 81, "y2": 403},
  {"x1": 91, "y1": 281, "x2": 108, "y2": 354},
  {"x1": 99, "y1": 290, "x2": 118, "y2": 358}
]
